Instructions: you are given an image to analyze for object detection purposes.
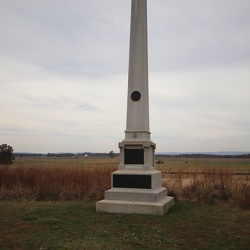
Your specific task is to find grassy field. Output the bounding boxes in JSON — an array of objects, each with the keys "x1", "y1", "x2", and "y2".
[
  {"x1": 0, "y1": 201, "x2": 249, "y2": 250},
  {"x1": 0, "y1": 156, "x2": 249, "y2": 249},
  {"x1": 13, "y1": 155, "x2": 250, "y2": 172},
  {"x1": 1, "y1": 156, "x2": 249, "y2": 207},
  {"x1": 13, "y1": 156, "x2": 119, "y2": 169}
]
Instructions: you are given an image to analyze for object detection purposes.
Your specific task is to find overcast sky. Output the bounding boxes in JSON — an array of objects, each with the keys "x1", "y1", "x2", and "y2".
[{"x1": 0, "y1": 0, "x2": 250, "y2": 154}]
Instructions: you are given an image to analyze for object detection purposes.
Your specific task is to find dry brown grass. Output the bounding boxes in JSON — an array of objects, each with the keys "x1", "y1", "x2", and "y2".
[
  {"x1": 0, "y1": 165, "x2": 116, "y2": 201},
  {"x1": 163, "y1": 168, "x2": 250, "y2": 209},
  {"x1": 0, "y1": 157, "x2": 249, "y2": 209}
]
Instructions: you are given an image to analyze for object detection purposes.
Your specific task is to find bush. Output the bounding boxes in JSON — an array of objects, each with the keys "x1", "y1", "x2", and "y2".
[{"x1": 0, "y1": 144, "x2": 15, "y2": 165}]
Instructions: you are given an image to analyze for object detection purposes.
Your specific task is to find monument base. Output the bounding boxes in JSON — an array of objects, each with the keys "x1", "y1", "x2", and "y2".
[
  {"x1": 96, "y1": 196, "x2": 174, "y2": 216},
  {"x1": 96, "y1": 170, "x2": 174, "y2": 215}
]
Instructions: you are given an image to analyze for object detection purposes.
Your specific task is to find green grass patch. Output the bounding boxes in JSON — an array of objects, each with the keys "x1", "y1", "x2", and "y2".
[
  {"x1": 157, "y1": 157, "x2": 250, "y2": 173},
  {"x1": 0, "y1": 201, "x2": 249, "y2": 249}
]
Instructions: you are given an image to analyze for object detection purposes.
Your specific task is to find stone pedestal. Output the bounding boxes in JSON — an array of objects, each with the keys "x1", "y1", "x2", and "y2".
[{"x1": 96, "y1": 169, "x2": 174, "y2": 215}]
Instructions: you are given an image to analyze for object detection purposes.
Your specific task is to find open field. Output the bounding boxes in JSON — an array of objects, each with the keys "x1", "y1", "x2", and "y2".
[
  {"x1": 0, "y1": 201, "x2": 249, "y2": 250},
  {"x1": 157, "y1": 156, "x2": 250, "y2": 206},
  {"x1": 13, "y1": 155, "x2": 250, "y2": 173},
  {"x1": 13, "y1": 156, "x2": 119, "y2": 169},
  {"x1": 156, "y1": 156, "x2": 250, "y2": 173},
  {"x1": 0, "y1": 156, "x2": 249, "y2": 208},
  {"x1": 0, "y1": 156, "x2": 249, "y2": 249}
]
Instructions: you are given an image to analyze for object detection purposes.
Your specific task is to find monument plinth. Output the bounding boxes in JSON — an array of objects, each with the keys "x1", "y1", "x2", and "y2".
[{"x1": 96, "y1": 0, "x2": 174, "y2": 215}]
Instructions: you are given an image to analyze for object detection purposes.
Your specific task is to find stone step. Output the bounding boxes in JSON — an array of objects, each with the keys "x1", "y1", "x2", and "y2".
[
  {"x1": 96, "y1": 196, "x2": 174, "y2": 216},
  {"x1": 105, "y1": 187, "x2": 168, "y2": 202}
]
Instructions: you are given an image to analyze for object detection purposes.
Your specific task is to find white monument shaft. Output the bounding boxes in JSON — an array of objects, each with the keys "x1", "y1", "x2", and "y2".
[
  {"x1": 126, "y1": 0, "x2": 149, "y2": 134},
  {"x1": 120, "y1": 0, "x2": 155, "y2": 170}
]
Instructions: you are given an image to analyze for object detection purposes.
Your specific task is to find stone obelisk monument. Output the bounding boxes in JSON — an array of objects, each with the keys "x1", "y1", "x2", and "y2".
[{"x1": 96, "y1": 0, "x2": 174, "y2": 215}]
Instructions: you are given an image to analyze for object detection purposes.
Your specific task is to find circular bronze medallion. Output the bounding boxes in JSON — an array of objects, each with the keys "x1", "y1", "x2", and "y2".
[{"x1": 131, "y1": 91, "x2": 141, "y2": 102}]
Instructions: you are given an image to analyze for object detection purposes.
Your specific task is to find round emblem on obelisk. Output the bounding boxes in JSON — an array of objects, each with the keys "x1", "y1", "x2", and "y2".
[{"x1": 131, "y1": 91, "x2": 141, "y2": 102}]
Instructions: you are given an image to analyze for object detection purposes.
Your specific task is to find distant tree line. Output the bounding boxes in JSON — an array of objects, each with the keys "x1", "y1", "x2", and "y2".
[
  {"x1": 12, "y1": 152, "x2": 250, "y2": 159},
  {"x1": 14, "y1": 152, "x2": 119, "y2": 158},
  {"x1": 156, "y1": 154, "x2": 250, "y2": 159}
]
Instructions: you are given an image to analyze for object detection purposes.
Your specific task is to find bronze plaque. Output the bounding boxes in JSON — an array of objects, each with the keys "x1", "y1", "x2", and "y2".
[{"x1": 125, "y1": 148, "x2": 144, "y2": 164}]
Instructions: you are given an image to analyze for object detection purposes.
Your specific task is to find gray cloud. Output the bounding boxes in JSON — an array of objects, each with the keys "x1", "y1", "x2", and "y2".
[
  {"x1": 148, "y1": 0, "x2": 250, "y2": 72},
  {"x1": 0, "y1": 0, "x2": 249, "y2": 153}
]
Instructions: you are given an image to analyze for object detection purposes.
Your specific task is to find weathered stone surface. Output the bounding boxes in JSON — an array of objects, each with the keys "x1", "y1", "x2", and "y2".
[{"x1": 96, "y1": 0, "x2": 174, "y2": 215}]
